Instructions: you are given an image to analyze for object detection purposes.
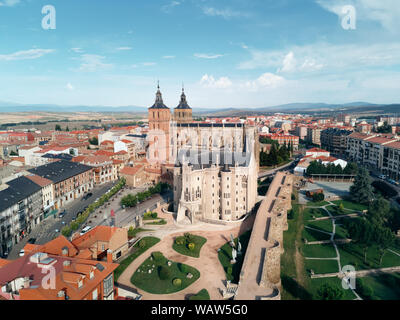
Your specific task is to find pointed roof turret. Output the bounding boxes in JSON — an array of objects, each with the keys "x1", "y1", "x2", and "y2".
[
  {"x1": 175, "y1": 85, "x2": 191, "y2": 110},
  {"x1": 150, "y1": 82, "x2": 169, "y2": 109}
]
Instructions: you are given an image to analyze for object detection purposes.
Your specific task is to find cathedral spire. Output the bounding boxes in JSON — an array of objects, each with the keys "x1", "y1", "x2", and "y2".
[{"x1": 150, "y1": 82, "x2": 169, "y2": 109}]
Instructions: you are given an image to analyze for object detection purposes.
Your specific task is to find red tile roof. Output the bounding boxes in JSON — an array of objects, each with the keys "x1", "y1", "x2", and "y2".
[{"x1": 120, "y1": 165, "x2": 143, "y2": 176}]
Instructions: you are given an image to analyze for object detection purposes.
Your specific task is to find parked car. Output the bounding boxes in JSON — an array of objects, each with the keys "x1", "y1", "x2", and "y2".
[
  {"x1": 27, "y1": 238, "x2": 36, "y2": 244},
  {"x1": 59, "y1": 210, "x2": 66, "y2": 218},
  {"x1": 83, "y1": 193, "x2": 93, "y2": 200},
  {"x1": 19, "y1": 249, "x2": 25, "y2": 257},
  {"x1": 379, "y1": 174, "x2": 387, "y2": 180},
  {"x1": 80, "y1": 226, "x2": 92, "y2": 236}
]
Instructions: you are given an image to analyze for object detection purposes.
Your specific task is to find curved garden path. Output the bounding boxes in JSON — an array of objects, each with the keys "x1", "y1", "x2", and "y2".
[{"x1": 117, "y1": 208, "x2": 254, "y2": 300}]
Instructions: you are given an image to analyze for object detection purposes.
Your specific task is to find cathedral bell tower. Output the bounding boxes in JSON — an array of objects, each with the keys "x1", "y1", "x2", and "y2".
[
  {"x1": 174, "y1": 86, "x2": 192, "y2": 124},
  {"x1": 148, "y1": 83, "x2": 171, "y2": 163}
]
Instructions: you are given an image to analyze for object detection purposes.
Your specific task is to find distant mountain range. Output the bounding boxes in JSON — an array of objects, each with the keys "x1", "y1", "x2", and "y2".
[{"x1": 0, "y1": 100, "x2": 398, "y2": 116}]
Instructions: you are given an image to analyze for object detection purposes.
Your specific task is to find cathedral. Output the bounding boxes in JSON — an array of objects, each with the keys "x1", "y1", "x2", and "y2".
[{"x1": 147, "y1": 84, "x2": 259, "y2": 224}]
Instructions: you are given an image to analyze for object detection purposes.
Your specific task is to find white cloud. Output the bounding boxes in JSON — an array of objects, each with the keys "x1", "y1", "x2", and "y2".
[
  {"x1": 70, "y1": 48, "x2": 84, "y2": 53},
  {"x1": 163, "y1": 55, "x2": 176, "y2": 59},
  {"x1": 162, "y1": 1, "x2": 181, "y2": 13},
  {"x1": 142, "y1": 62, "x2": 156, "y2": 66},
  {"x1": 239, "y1": 42, "x2": 400, "y2": 73},
  {"x1": 245, "y1": 73, "x2": 286, "y2": 91},
  {"x1": 194, "y1": 53, "x2": 224, "y2": 59},
  {"x1": 116, "y1": 47, "x2": 132, "y2": 51},
  {"x1": 0, "y1": 49, "x2": 55, "y2": 61},
  {"x1": 66, "y1": 83, "x2": 74, "y2": 91},
  {"x1": 0, "y1": 0, "x2": 20, "y2": 7},
  {"x1": 202, "y1": 7, "x2": 250, "y2": 19},
  {"x1": 200, "y1": 74, "x2": 232, "y2": 89},
  {"x1": 278, "y1": 52, "x2": 297, "y2": 73},
  {"x1": 77, "y1": 54, "x2": 112, "y2": 72},
  {"x1": 316, "y1": 0, "x2": 400, "y2": 32}
]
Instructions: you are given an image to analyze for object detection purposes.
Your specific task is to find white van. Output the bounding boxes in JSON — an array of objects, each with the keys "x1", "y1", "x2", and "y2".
[{"x1": 80, "y1": 226, "x2": 92, "y2": 236}]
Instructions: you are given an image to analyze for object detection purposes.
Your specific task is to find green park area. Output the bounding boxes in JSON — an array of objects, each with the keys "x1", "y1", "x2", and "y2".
[
  {"x1": 281, "y1": 168, "x2": 400, "y2": 300},
  {"x1": 189, "y1": 289, "x2": 210, "y2": 300},
  {"x1": 218, "y1": 230, "x2": 252, "y2": 283},
  {"x1": 131, "y1": 251, "x2": 200, "y2": 294},
  {"x1": 114, "y1": 237, "x2": 160, "y2": 281},
  {"x1": 173, "y1": 233, "x2": 207, "y2": 258}
]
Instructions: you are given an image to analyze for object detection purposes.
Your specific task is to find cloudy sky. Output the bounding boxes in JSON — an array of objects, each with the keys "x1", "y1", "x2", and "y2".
[{"x1": 0, "y1": 0, "x2": 399, "y2": 109}]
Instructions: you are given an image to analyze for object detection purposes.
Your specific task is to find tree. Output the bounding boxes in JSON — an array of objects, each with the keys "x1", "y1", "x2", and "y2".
[
  {"x1": 367, "y1": 197, "x2": 390, "y2": 226},
  {"x1": 375, "y1": 226, "x2": 395, "y2": 265},
  {"x1": 350, "y1": 167, "x2": 374, "y2": 205},
  {"x1": 312, "y1": 192, "x2": 325, "y2": 203},
  {"x1": 55, "y1": 124, "x2": 62, "y2": 131},
  {"x1": 346, "y1": 218, "x2": 375, "y2": 263},
  {"x1": 65, "y1": 126, "x2": 70, "y2": 132},
  {"x1": 317, "y1": 283, "x2": 343, "y2": 300},
  {"x1": 89, "y1": 137, "x2": 99, "y2": 145}
]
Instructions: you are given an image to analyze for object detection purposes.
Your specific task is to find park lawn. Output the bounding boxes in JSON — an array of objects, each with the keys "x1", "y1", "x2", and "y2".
[
  {"x1": 306, "y1": 201, "x2": 330, "y2": 207},
  {"x1": 131, "y1": 257, "x2": 200, "y2": 294},
  {"x1": 305, "y1": 219, "x2": 333, "y2": 234},
  {"x1": 338, "y1": 243, "x2": 400, "y2": 271},
  {"x1": 358, "y1": 274, "x2": 400, "y2": 300},
  {"x1": 114, "y1": 237, "x2": 160, "y2": 282},
  {"x1": 302, "y1": 244, "x2": 337, "y2": 258},
  {"x1": 218, "y1": 230, "x2": 252, "y2": 283},
  {"x1": 128, "y1": 227, "x2": 153, "y2": 238},
  {"x1": 333, "y1": 223, "x2": 349, "y2": 240},
  {"x1": 325, "y1": 205, "x2": 348, "y2": 217},
  {"x1": 304, "y1": 259, "x2": 339, "y2": 275},
  {"x1": 303, "y1": 228, "x2": 331, "y2": 242},
  {"x1": 172, "y1": 235, "x2": 207, "y2": 258},
  {"x1": 145, "y1": 219, "x2": 167, "y2": 225},
  {"x1": 303, "y1": 207, "x2": 329, "y2": 220},
  {"x1": 189, "y1": 289, "x2": 210, "y2": 300},
  {"x1": 330, "y1": 200, "x2": 368, "y2": 212},
  {"x1": 309, "y1": 277, "x2": 356, "y2": 300}
]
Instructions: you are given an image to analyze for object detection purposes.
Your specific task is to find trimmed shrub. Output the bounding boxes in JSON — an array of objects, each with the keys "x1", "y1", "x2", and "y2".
[
  {"x1": 151, "y1": 212, "x2": 158, "y2": 219},
  {"x1": 172, "y1": 278, "x2": 182, "y2": 287},
  {"x1": 227, "y1": 267, "x2": 233, "y2": 275},
  {"x1": 175, "y1": 236, "x2": 185, "y2": 246},
  {"x1": 159, "y1": 266, "x2": 171, "y2": 280},
  {"x1": 188, "y1": 243, "x2": 195, "y2": 251},
  {"x1": 151, "y1": 251, "x2": 167, "y2": 265},
  {"x1": 312, "y1": 193, "x2": 325, "y2": 203}
]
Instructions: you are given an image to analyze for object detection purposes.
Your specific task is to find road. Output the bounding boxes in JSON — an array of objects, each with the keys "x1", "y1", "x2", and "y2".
[
  {"x1": 258, "y1": 160, "x2": 297, "y2": 179},
  {"x1": 7, "y1": 181, "x2": 117, "y2": 259}
]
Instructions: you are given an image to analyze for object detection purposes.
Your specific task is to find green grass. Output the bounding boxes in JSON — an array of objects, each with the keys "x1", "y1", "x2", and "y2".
[
  {"x1": 306, "y1": 201, "x2": 330, "y2": 207},
  {"x1": 304, "y1": 259, "x2": 339, "y2": 275},
  {"x1": 303, "y1": 207, "x2": 329, "y2": 220},
  {"x1": 189, "y1": 289, "x2": 210, "y2": 300},
  {"x1": 309, "y1": 277, "x2": 357, "y2": 300},
  {"x1": 131, "y1": 256, "x2": 200, "y2": 294},
  {"x1": 128, "y1": 227, "x2": 153, "y2": 238},
  {"x1": 330, "y1": 200, "x2": 368, "y2": 212},
  {"x1": 218, "y1": 230, "x2": 252, "y2": 283},
  {"x1": 305, "y1": 219, "x2": 333, "y2": 234},
  {"x1": 145, "y1": 219, "x2": 167, "y2": 225},
  {"x1": 334, "y1": 223, "x2": 349, "y2": 240},
  {"x1": 172, "y1": 234, "x2": 207, "y2": 258},
  {"x1": 114, "y1": 237, "x2": 160, "y2": 281},
  {"x1": 338, "y1": 243, "x2": 400, "y2": 271},
  {"x1": 302, "y1": 244, "x2": 337, "y2": 258},
  {"x1": 302, "y1": 227, "x2": 331, "y2": 242},
  {"x1": 357, "y1": 274, "x2": 400, "y2": 300}
]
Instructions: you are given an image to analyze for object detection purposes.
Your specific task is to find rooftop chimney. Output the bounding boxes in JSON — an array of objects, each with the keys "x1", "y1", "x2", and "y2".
[{"x1": 106, "y1": 249, "x2": 113, "y2": 263}]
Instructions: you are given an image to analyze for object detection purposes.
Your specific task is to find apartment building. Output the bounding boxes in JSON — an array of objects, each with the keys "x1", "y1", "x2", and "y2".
[
  {"x1": 28, "y1": 160, "x2": 94, "y2": 210},
  {"x1": 321, "y1": 128, "x2": 353, "y2": 157},
  {"x1": 0, "y1": 176, "x2": 43, "y2": 257},
  {"x1": 346, "y1": 132, "x2": 400, "y2": 180},
  {"x1": 306, "y1": 127, "x2": 322, "y2": 146}
]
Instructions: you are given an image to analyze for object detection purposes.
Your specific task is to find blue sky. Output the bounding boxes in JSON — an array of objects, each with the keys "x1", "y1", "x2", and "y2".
[{"x1": 0, "y1": 0, "x2": 399, "y2": 109}]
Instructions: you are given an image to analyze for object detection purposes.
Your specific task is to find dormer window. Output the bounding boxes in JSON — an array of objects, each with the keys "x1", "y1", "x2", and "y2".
[
  {"x1": 78, "y1": 280, "x2": 83, "y2": 288},
  {"x1": 90, "y1": 271, "x2": 94, "y2": 280}
]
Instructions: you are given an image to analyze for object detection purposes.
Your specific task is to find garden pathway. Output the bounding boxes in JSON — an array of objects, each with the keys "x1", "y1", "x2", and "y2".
[{"x1": 117, "y1": 208, "x2": 255, "y2": 300}]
